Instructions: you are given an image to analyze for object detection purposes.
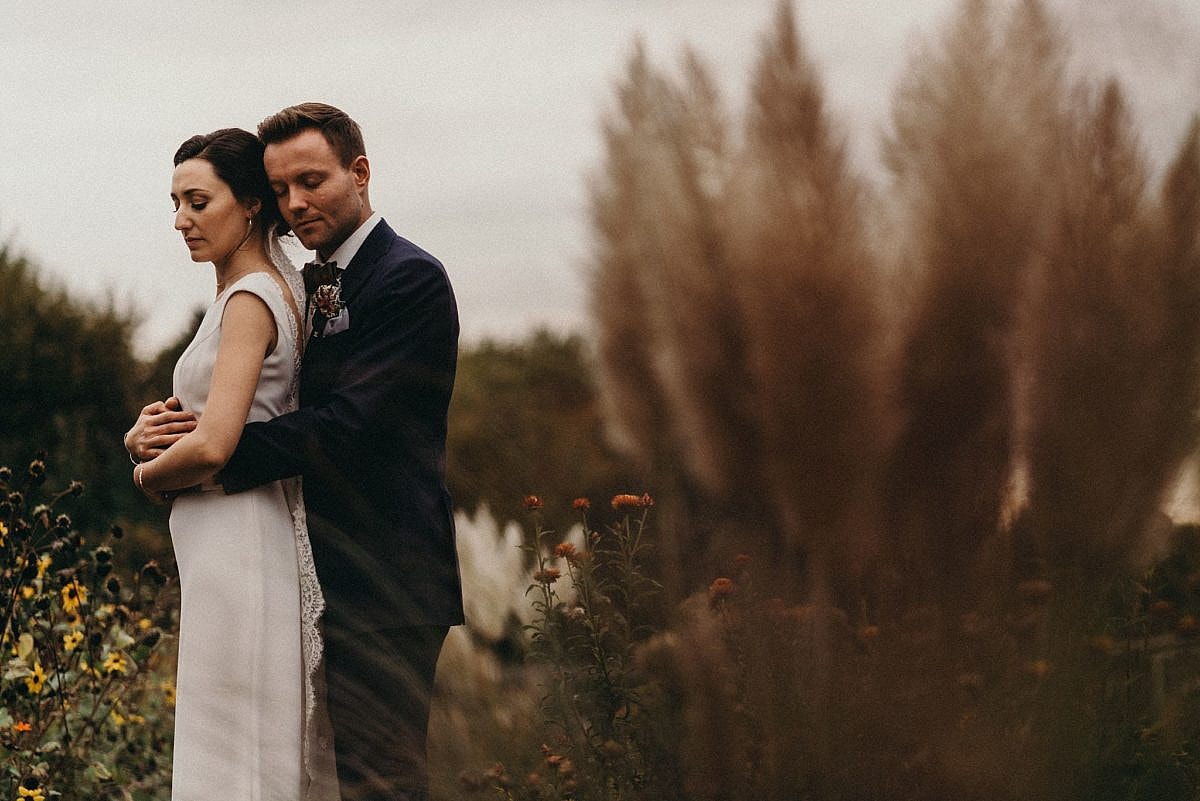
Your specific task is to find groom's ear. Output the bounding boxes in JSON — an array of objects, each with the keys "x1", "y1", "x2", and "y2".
[{"x1": 350, "y1": 155, "x2": 370, "y2": 190}]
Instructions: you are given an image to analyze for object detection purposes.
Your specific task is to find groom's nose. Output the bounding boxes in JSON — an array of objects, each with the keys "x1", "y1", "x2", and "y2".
[{"x1": 286, "y1": 188, "x2": 310, "y2": 215}]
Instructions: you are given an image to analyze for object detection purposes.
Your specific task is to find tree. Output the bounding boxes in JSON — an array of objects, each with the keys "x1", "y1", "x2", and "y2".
[
  {"x1": 0, "y1": 243, "x2": 167, "y2": 553},
  {"x1": 447, "y1": 329, "x2": 638, "y2": 535}
]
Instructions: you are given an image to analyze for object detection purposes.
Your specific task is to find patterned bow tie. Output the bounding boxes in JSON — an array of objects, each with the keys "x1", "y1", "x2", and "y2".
[{"x1": 302, "y1": 260, "x2": 340, "y2": 294}]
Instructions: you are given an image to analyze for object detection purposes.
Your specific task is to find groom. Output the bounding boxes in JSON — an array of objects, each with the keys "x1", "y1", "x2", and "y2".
[{"x1": 131, "y1": 103, "x2": 463, "y2": 801}]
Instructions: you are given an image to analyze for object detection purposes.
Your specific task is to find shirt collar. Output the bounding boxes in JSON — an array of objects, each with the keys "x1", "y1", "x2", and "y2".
[{"x1": 321, "y1": 211, "x2": 382, "y2": 270}]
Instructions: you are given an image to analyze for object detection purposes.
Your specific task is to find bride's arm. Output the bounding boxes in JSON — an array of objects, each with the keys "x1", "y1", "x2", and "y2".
[{"x1": 133, "y1": 291, "x2": 276, "y2": 496}]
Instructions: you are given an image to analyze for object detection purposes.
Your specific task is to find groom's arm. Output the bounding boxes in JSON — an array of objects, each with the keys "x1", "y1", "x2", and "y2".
[{"x1": 216, "y1": 258, "x2": 457, "y2": 493}]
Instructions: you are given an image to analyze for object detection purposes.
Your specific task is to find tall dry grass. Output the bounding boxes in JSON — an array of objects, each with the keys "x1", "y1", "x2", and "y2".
[{"x1": 587, "y1": 0, "x2": 1200, "y2": 798}]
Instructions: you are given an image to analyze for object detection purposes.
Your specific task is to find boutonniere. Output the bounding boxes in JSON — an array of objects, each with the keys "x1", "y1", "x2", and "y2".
[{"x1": 313, "y1": 283, "x2": 344, "y2": 319}]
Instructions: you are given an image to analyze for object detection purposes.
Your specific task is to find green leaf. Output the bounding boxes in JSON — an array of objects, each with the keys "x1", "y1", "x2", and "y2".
[
  {"x1": 3, "y1": 663, "x2": 32, "y2": 681},
  {"x1": 108, "y1": 624, "x2": 135, "y2": 650},
  {"x1": 17, "y1": 632, "x2": 34, "y2": 661}
]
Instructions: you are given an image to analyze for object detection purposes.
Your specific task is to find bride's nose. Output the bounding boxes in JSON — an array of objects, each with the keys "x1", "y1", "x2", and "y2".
[{"x1": 174, "y1": 208, "x2": 191, "y2": 231}]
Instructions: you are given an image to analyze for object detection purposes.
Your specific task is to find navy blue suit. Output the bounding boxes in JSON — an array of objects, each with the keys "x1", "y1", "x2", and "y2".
[{"x1": 219, "y1": 219, "x2": 462, "y2": 799}]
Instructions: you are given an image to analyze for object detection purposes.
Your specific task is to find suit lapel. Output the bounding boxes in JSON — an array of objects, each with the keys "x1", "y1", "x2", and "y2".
[{"x1": 337, "y1": 218, "x2": 395, "y2": 310}]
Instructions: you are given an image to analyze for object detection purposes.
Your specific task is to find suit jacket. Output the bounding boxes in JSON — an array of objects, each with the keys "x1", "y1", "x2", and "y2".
[{"x1": 219, "y1": 219, "x2": 464, "y2": 629}]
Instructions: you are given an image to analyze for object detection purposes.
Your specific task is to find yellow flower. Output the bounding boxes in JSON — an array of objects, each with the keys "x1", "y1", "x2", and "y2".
[
  {"x1": 20, "y1": 586, "x2": 34, "y2": 600},
  {"x1": 102, "y1": 651, "x2": 128, "y2": 675},
  {"x1": 25, "y1": 662, "x2": 47, "y2": 695},
  {"x1": 18, "y1": 786, "x2": 46, "y2": 801},
  {"x1": 36, "y1": 554, "x2": 51, "y2": 580},
  {"x1": 61, "y1": 580, "x2": 87, "y2": 613},
  {"x1": 110, "y1": 708, "x2": 126, "y2": 727},
  {"x1": 161, "y1": 679, "x2": 176, "y2": 707},
  {"x1": 0, "y1": 521, "x2": 7, "y2": 545},
  {"x1": 137, "y1": 617, "x2": 152, "y2": 631},
  {"x1": 63, "y1": 630, "x2": 84, "y2": 652}
]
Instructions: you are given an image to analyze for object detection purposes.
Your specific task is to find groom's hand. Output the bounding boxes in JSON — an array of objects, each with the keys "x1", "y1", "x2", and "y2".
[{"x1": 125, "y1": 396, "x2": 197, "y2": 462}]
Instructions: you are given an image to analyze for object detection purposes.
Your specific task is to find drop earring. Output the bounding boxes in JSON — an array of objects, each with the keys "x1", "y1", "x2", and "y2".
[{"x1": 240, "y1": 215, "x2": 254, "y2": 249}]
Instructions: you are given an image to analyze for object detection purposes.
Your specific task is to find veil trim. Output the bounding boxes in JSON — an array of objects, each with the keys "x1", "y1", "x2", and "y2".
[{"x1": 267, "y1": 237, "x2": 332, "y2": 796}]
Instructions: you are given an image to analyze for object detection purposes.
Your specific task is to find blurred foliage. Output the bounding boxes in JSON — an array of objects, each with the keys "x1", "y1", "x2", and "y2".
[
  {"x1": 138, "y1": 309, "x2": 203, "y2": 412},
  {"x1": 447, "y1": 330, "x2": 642, "y2": 535},
  {"x1": 0, "y1": 244, "x2": 171, "y2": 565},
  {"x1": 0, "y1": 457, "x2": 175, "y2": 800},
  {"x1": 449, "y1": 506, "x2": 1200, "y2": 801},
  {"x1": 460, "y1": 496, "x2": 686, "y2": 801}
]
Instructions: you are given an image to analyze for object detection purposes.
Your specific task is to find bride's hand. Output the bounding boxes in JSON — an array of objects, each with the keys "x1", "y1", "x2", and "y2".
[{"x1": 125, "y1": 396, "x2": 198, "y2": 461}]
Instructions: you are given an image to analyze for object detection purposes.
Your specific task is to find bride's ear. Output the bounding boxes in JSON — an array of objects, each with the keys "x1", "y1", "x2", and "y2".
[{"x1": 245, "y1": 198, "x2": 263, "y2": 219}]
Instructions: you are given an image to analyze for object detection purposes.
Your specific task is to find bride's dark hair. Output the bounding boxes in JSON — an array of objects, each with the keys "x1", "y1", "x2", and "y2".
[{"x1": 173, "y1": 128, "x2": 286, "y2": 237}]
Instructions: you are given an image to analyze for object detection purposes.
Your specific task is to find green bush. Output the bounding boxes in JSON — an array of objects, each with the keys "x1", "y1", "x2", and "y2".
[{"x1": 0, "y1": 457, "x2": 175, "y2": 801}]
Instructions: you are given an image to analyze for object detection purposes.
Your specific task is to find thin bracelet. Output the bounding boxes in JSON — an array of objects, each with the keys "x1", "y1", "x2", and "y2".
[
  {"x1": 135, "y1": 463, "x2": 146, "y2": 492},
  {"x1": 128, "y1": 450, "x2": 142, "y2": 465}
]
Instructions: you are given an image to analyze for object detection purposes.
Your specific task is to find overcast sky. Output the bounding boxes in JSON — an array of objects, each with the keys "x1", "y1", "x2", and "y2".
[{"x1": 2, "y1": 0, "x2": 1198, "y2": 358}]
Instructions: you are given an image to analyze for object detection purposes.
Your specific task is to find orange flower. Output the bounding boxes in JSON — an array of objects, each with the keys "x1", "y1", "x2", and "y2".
[
  {"x1": 554, "y1": 542, "x2": 577, "y2": 559},
  {"x1": 572, "y1": 497, "x2": 590, "y2": 510},
  {"x1": 857, "y1": 624, "x2": 881, "y2": 642},
  {"x1": 708, "y1": 577, "x2": 735, "y2": 604},
  {"x1": 1024, "y1": 659, "x2": 1052, "y2": 678},
  {"x1": 1016, "y1": 578, "x2": 1053, "y2": 603},
  {"x1": 13, "y1": 721, "x2": 32, "y2": 733},
  {"x1": 533, "y1": 567, "x2": 561, "y2": 585},
  {"x1": 734, "y1": 553, "x2": 751, "y2": 569},
  {"x1": 522, "y1": 495, "x2": 543, "y2": 510},
  {"x1": 1149, "y1": 599, "x2": 1174, "y2": 617},
  {"x1": 611, "y1": 492, "x2": 653, "y2": 509}
]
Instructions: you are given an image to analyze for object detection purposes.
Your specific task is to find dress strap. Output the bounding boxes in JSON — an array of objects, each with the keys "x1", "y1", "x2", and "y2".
[{"x1": 221, "y1": 272, "x2": 298, "y2": 345}]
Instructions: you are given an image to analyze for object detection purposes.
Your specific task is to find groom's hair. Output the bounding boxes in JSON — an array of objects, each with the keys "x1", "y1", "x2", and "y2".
[{"x1": 258, "y1": 103, "x2": 366, "y2": 168}]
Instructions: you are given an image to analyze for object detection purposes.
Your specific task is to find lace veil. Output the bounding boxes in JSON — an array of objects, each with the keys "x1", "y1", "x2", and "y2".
[{"x1": 267, "y1": 236, "x2": 334, "y2": 797}]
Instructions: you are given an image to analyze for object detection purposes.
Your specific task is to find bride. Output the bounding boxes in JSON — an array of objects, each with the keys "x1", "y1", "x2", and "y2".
[{"x1": 127, "y1": 128, "x2": 337, "y2": 800}]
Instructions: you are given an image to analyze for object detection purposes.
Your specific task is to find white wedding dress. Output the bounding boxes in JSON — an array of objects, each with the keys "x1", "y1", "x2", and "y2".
[{"x1": 168, "y1": 269, "x2": 338, "y2": 801}]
